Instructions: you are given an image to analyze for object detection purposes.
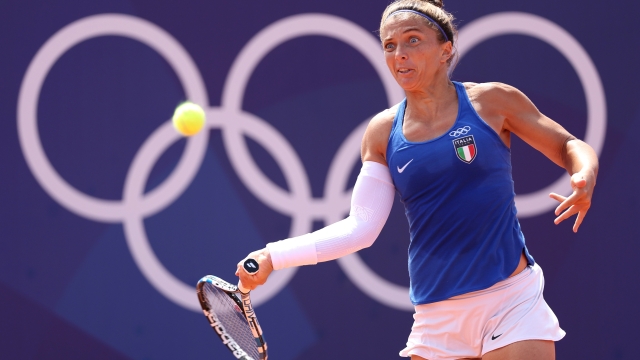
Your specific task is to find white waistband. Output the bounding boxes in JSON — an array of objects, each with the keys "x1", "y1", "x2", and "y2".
[{"x1": 448, "y1": 263, "x2": 538, "y2": 301}]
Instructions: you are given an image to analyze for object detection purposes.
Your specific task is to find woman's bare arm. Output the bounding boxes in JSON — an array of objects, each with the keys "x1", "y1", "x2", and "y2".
[
  {"x1": 473, "y1": 82, "x2": 598, "y2": 232},
  {"x1": 361, "y1": 107, "x2": 396, "y2": 165}
]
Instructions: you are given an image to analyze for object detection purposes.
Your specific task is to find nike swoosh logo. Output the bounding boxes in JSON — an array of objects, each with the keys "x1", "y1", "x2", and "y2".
[
  {"x1": 397, "y1": 159, "x2": 413, "y2": 173},
  {"x1": 491, "y1": 334, "x2": 502, "y2": 340}
]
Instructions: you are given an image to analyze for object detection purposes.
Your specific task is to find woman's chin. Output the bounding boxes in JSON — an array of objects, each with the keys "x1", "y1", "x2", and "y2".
[{"x1": 397, "y1": 81, "x2": 421, "y2": 92}]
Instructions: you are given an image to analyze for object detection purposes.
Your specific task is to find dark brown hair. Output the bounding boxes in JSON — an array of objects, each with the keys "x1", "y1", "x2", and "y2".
[{"x1": 380, "y1": 0, "x2": 457, "y2": 64}]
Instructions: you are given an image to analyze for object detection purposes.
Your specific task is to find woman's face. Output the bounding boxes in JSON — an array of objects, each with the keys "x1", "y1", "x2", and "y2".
[{"x1": 380, "y1": 15, "x2": 451, "y2": 91}]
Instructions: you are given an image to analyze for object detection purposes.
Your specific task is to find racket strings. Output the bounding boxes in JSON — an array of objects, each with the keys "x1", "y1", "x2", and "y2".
[{"x1": 203, "y1": 284, "x2": 261, "y2": 360}]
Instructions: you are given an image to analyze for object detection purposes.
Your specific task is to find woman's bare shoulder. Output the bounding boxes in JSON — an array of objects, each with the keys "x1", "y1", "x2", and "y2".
[
  {"x1": 463, "y1": 82, "x2": 525, "y2": 103},
  {"x1": 369, "y1": 104, "x2": 398, "y2": 130},
  {"x1": 361, "y1": 104, "x2": 401, "y2": 164}
]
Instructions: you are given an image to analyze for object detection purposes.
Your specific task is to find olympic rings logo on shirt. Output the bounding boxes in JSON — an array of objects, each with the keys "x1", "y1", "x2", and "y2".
[
  {"x1": 17, "y1": 12, "x2": 606, "y2": 312},
  {"x1": 449, "y1": 126, "x2": 472, "y2": 137}
]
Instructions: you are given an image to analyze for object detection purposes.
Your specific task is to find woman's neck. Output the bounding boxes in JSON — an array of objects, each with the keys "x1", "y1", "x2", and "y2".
[{"x1": 404, "y1": 75, "x2": 457, "y2": 120}]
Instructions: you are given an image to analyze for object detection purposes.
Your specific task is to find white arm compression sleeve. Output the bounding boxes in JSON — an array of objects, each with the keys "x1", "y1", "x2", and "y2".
[{"x1": 266, "y1": 161, "x2": 395, "y2": 270}]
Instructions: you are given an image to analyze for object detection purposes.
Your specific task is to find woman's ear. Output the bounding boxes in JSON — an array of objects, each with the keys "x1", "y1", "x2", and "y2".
[{"x1": 441, "y1": 41, "x2": 453, "y2": 63}]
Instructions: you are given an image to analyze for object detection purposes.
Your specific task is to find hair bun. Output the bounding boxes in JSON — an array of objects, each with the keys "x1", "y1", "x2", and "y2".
[{"x1": 426, "y1": 0, "x2": 444, "y2": 8}]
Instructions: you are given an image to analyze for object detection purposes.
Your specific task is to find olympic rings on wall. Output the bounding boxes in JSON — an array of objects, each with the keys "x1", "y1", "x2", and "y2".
[{"x1": 17, "y1": 12, "x2": 605, "y2": 312}]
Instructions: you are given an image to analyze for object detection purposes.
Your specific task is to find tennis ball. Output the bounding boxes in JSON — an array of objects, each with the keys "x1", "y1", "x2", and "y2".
[{"x1": 172, "y1": 101, "x2": 205, "y2": 136}]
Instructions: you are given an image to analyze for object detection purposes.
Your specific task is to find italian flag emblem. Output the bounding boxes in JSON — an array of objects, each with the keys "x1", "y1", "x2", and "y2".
[{"x1": 453, "y1": 135, "x2": 477, "y2": 164}]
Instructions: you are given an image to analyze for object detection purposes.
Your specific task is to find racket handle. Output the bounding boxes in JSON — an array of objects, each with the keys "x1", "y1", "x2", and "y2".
[
  {"x1": 242, "y1": 258, "x2": 260, "y2": 275},
  {"x1": 237, "y1": 280, "x2": 250, "y2": 294},
  {"x1": 238, "y1": 258, "x2": 260, "y2": 294}
]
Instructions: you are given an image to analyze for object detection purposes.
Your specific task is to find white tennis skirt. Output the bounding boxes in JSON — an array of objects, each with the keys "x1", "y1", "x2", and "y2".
[{"x1": 399, "y1": 263, "x2": 565, "y2": 359}]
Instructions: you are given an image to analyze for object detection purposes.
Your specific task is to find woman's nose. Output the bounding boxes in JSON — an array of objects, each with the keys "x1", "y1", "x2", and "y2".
[{"x1": 395, "y1": 45, "x2": 408, "y2": 60}]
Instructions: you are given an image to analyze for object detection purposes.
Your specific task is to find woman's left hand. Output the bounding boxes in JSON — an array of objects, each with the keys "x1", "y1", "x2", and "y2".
[
  {"x1": 549, "y1": 169, "x2": 596, "y2": 232},
  {"x1": 471, "y1": 83, "x2": 599, "y2": 233}
]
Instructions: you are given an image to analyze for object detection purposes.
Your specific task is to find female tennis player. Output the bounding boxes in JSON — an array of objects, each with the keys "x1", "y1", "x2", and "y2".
[{"x1": 236, "y1": 0, "x2": 598, "y2": 358}]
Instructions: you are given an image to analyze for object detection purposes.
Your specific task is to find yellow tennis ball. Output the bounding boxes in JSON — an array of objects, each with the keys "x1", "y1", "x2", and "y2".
[{"x1": 172, "y1": 101, "x2": 205, "y2": 136}]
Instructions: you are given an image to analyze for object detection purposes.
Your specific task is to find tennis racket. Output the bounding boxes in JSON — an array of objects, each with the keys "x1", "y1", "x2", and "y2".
[{"x1": 196, "y1": 259, "x2": 267, "y2": 360}]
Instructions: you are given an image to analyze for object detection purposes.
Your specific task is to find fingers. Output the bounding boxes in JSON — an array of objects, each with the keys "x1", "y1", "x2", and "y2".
[
  {"x1": 550, "y1": 169, "x2": 596, "y2": 232},
  {"x1": 551, "y1": 190, "x2": 591, "y2": 231},
  {"x1": 235, "y1": 248, "x2": 274, "y2": 291},
  {"x1": 554, "y1": 205, "x2": 579, "y2": 225},
  {"x1": 236, "y1": 271, "x2": 256, "y2": 291},
  {"x1": 237, "y1": 278, "x2": 251, "y2": 294},
  {"x1": 236, "y1": 261, "x2": 260, "y2": 291},
  {"x1": 571, "y1": 173, "x2": 588, "y2": 189},
  {"x1": 573, "y1": 209, "x2": 587, "y2": 233},
  {"x1": 549, "y1": 193, "x2": 566, "y2": 203},
  {"x1": 554, "y1": 191, "x2": 580, "y2": 216}
]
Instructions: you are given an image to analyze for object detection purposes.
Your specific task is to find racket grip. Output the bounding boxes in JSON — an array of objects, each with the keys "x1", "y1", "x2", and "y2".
[
  {"x1": 237, "y1": 280, "x2": 250, "y2": 294},
  {"x1": 238, "y1": 258, "x2": 260, "y2": 293},
  {"x1": 242, "y1": 258, "x2": 260, "y2": 275}
]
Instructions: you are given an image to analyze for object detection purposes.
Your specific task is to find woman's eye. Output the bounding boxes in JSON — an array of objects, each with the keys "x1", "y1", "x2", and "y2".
[
  {"x1": 409, "y1": 37, "x2": 418, "y2": 43},
  {"x1": 384, "y1": 43, "x2": 395, "y2": 50}
]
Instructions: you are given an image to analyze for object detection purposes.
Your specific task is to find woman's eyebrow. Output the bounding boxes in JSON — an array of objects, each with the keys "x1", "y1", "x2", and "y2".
[
  {"x1": 383, "y1": 27, "x2": 422, "y2": 41},
  {"x1": 402, "y1": 27, "x2": 422, "y2": 34}
]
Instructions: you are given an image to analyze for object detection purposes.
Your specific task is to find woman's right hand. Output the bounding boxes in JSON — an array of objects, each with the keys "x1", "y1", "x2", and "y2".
[{"x1": 235, "y1": 248, "x2": 274, "y2": 291}]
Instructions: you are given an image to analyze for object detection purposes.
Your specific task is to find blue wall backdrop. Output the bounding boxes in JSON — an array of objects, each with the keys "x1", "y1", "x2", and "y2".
[{"x1": 1, "y1": 0, "x2": 638, "y2": 359}]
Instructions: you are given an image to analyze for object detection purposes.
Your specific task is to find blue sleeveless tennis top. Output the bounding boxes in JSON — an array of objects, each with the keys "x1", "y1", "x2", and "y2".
[{"x1": 386, "y1": 81, "x2": 534, "y2": 305}]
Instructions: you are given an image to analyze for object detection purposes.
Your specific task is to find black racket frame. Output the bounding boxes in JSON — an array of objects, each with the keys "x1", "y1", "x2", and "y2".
[{"x1": 196, "y1": 276, "x2": 268, "y2": 360}]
